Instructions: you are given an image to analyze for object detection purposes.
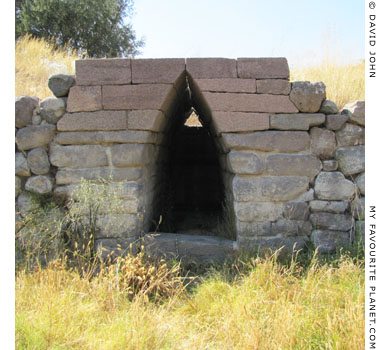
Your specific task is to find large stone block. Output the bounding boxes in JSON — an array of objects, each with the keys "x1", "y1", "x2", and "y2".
[
  {"x1": 335, "y1": 146, "x2": 365, "y2": 176},
  {"x1": 289, "y1": 81, "x2": 326, "y2": 112},
  {"x1": 66, "y1": 86, "x2": 102, "y2": 112},
  {"x1": 326, "y1": 114, "x2": 348, "y2": 131},
  {"x1": 128, "y1": 110, "x2": 165, "y2": 132},
  {"x1": 194, "y1": 78, "x2": 256, "y2": 93},
  {"x1": 341, "y1": 100, "x2": 365, "y2": 126},
  {"x1": 40, "y1": 97, "x2": 66, "y2": 124},
  {"x1": 283, "y1": 202, "x2": 309, "y2": 220},
  {"x1": 311, "y1": 230, "x2": 350, "y2": 254},
  {"x1": 25, "y1": 175, "x2": 54, "y2": 194},
  {"x1": 271, "y1": 220, "x2": 312, "y2": 237},
  {"x1": 236, "y1": 220, "x2": 272, "y2": 237},
  {"x1": 270, "y1": 113, "x2": 325, "y2": 130},
  {"x1": 49, "y1": 144, "x2": 108, "y2": 168},
  {"x1": 15, "y1": 152, "x2": 31, "y2": 177},
  {"x1": 204, "y1": 93, "x2": 298, "y2": 113},
  {"x1": 16, "y1": 125, "x2": 56, "y2": 151},
  {"x1": 48, "y1": 74, "x2": 75, "y2": 97},
  {"x1": 221, "y1": 131, "x2": 310, "y2": 153},
  {"x1": 213, "y1": 112, "x2": 269, "y2": 133},
  {"x1": 75, "y1": 59, "x2": 131, "y2": 85},
  {"x1": 234, "y1": 201, "x2": 284, "y2": 222},
  {"x1": 336, "y1": 123, "x2": 365, "y2": 147},
  {"x1": 355, "y1": 172, "x2": 365, "y2": 195},
  {"x1": 314, "y1": 172, "x2": 355, "y2": 200},
  {"x1": 310, "y1": 213, "x2": 353, "y2": 231},
  {"x1": 131, "y1": 58, "x2": 185, "y2": 84},
  {"x1": 351, "y1": 197, "x2": 365, "y2": 220},
  {"x1": 309, "y1": 200, "x2": 349, "y2": 213},
  {"x1": 15, "y1": 96, "x2": 39, "y2": 128},
  {"x1": 310, "y1": 127, "x2": 337, "y2": 159},
  {"x1": 27, "y1": 148, "x2": 50, "y2": 175},
  {"x1": 227, "y1": 150, "x2": 264, "y2": 174},
  {"x1": 237, "y1": 58, "x2": 290, "y2": 79},
  {"x1": 293, "y1": 189, "x2": 315, "y2": 202},
  {"x1": 57, "y1": 111, "x2": 127, "y2": 131},
  {"x1": 256, "y1": 79, "x2": 291, "y2": 95},
  {"x1": 265, "y1": 154, "x2": 321, "y2": 178},
  {"x1": 111, "y1": 144, "x2": 155, "y2": 167},
  {"x1": 186, "y1": 58, "x2": 237, "y2": 78},
  {"x1": 319, "y1": 100, "x2": 339, "y2": 114},
  {"x1": 232, "y1": 175, "x2": 309, "y2": 202}
]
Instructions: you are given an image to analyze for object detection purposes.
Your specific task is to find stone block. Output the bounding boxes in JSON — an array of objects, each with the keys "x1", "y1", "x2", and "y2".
[
  {"x1": 311, "y1": 230, "x2": 350, "y2": 254},
  {"x1": 271, "y1": 220, "x2": 312, "y2": 237},
  {"x1": 194, "y1": 78, "x2": 256, "y2": 93},
  {"x1": 66, "y1": 86, "x2": 102, "y2": 112},
  {"x1": 111, "y1": 144, "x2": 154, "y2": 167},
  {"x1": 341, "y1": 100, "x2": 365, "y2": 126},
  {"x1": 314, "y1": 172, "x2": 355, "y2": 200},
  {"x1": 234, "y1": 201, "x2": 284, "y2": 222},
  {"x1": 322, "y1": 160, "x2": 338, "y2": 171},
  {"x1": 25, "y1": 175, "x2": 54, "y2": 194},
  {"x1": 16, "y1": 125, "x2": 56, "y2": 151},
  {"x1": 49, "y1": 144, "x2": 108, "y2": 168},
  {"x1": 227, "y1": 150, "x2": 264, "y2": 174},
  {"x1": 221, "y1": 131, "x2": 310, "y2": 152},
  {"x1": 237, "y1": 58, "x2": 290, "y2": 79},
  {"x1": 335, "y1": 146, "x2": 365, "y2": 176},
  {"x1": 232, "y1": 175, "x2": 309, "y2": 202},
  {"x1": 102, "y1": 84, "x2": 176, "y2": 113},
  {"x1": 283, "y1": 202, "x2": 309, "y2": 220},
  {"x1": 309, "y1": 200, "x2": 349, "y2": 213},
  {"x1": 310, "y1": 127, "x2": 336, "y2": 159},
  {"x1": 293, "y1": 189, "x2": 315, "y2": 202},
  {"x1": 58, "y1": 111, "x2": 127, "y2": 131},
  {"x1": 15, "y1": 152, "x2": 31, "y2": 177},
  {"x1": 270, "y1": 113, "x2": 325, "y2": 130},
  {"x1": 204, "y1": 93, "x2": 298, "y2": 113},
  {"x1": 15, "y1": 96, "x2": 39, "y2": 128},
  {"x1": 289, "y1": 81, "x2": 326, "y2": 112},
  {"x1": 326, "y1": 114, "x2": 348, "y2": 130},
  {"x1": 310, "y1": 213, "x2": 353, "y2": 231},
  {"x1": 336, "y1": 123, "x2": 365, "y2": 147},
  {"x1": 131, "y1": 58, "x2": 185, "y2": 84},
  {"x1": 48, "y1": 74, "x2": 75, "y2": 97},
  {"x1": 355, "y1": 172, "x2": 365, "y2": 195},
  {"x1": 186, "y1": 58, "x2": 237, "y2": 78},
  {"x1": 237, "y1": 236, "x2": 307, "y2": 253},
  {"x1": 128, "y1": 110, "x2": 165, "y2": 132},
  {"x1": 213, "y1": 112, "x2": 269, "y2": 133},
  {"x1": 95, "y1": 214, "x2": 139, "y2": 238},
  {"x1": 27, "y1": 148, "x2": 50, "y2": 175},
  {"x1": 75, "y1": 58, "x2": 131, "y2": 85},
  {"x1": 256, "y1": 79, "x2": 291, "y2": 95},
  {"x1": 319, "y1": 100, "x2": 339, "y2": 114},
  {"x1": 236, "y1": 221, "x2": 272, "y2": 236},
  {"x1": 351, "y1": 197, "x2": 365, "y2": 220},
  {"x1": 266, "y1": 154, "x2": 321, "y2": 178},
  {"x1": 40, "y1": 97, "x2": 66, "y2": 124}
]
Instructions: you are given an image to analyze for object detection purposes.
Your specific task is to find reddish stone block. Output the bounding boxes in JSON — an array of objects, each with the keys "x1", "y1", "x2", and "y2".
[
  {"x1": 213, "y1": 112, "x2": 269, "y2": 133},
  {"x1": 194, "y1": 78, "x2": 256, "y2": 93},
  {"x1": 66, "y1": 86, "x2": 102, "y2": 112},
  {"x1": 256, "y1": 79, "x2": 291, "y2": 95},
  {"x1": 186, "y1": 58, "x2": 237, "y2": 78},
  {"x1": 237, "y1": 58, "x2": 290, "y2": 79},
  {"x1": 75, "y1": 59, "x2": 131, "y2": 85},
  {"x1": 128, "y1": 110, "x2": 165, "y2": 132}
]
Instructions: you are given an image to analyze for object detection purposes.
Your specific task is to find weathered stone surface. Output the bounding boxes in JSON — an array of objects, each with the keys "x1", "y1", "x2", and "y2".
[
  {"x1": 256, "y1": 79, "x2": 291, "y2": 95},
  {"x1": 237, "y1": 58, "x2": 290, "y2": 79},
  {"x1": 32, "y1": 112, "x2": 42, "y2": 125},
  {"x1": 49, "y1": 144, "x2": 108, "y2": 168},
  {"x1": 95, "y1": 214, "x2": 139, "y2": 238},
  {"x1": 266, "y1": 154, "x2": 321, "y2": 178},
  {"x1": 27, "y1": 148, "x2": 50, "y2": 175},
  {"x1": 283, "y1": 202, "x2": 309, "y2": 220},
  {"x1": 39, "y1": 97, "x2": 66, "y2": 124},
  {"x1": 270, "y1": 113, "x2": 325, "y2": 130},
  {"x1": 227, "y1": 150, "x2": 264, "y2": 174},
  {"x1": 310, "y1": 127, "x2": 336, "y2": 159},
  {"x1": 17, "y1": 192, "x2": 38, "y2": 216},
  {"x1": 355, "y1": 172, "x2": 365, "y2": 195},
  {"x1": 326, "y1": 114, "x2": 348, "y2": 130},
  {"x1": 66, "y1": 86, "x2": 102, "y2": 112},
  {"x1": 128, "y1": 110, "x2": 165, "y2": 132},
  {"x1": 48, "y1": 74, "x2": 75, "y2": 97},
  {"x1": 236, "y1": 221, "x2": 272, "y2": 237},
  {"x1": 186, "y1": 58, "x2": 237, "y2": 78},
  {"x1": 322, "y1": 160, "x2": 338, "y2": 171},
  {"x1": 111, "y1": 144, "x2": 154, "y2": 167},
  {"x1": 341, "y1": 100, "x2": 365, "y2": 126},
  {"x1": 213, "y1": 112, "x2": 269, "y2": 133},
  {"x1": 319, "y1": 100, "x2": 339, "y2": 114},
  {"x1": 204, "y1": 93, "x2": 298, "y2": 113},
  {"x1": 310, "y1": 213, "x2": 353, "y2": 231},
  {"x1": 271, "y1": 220, "x2": 312, "y2": 237},
  {"x1": 58, "y1": 111, "x2": 127, "y2": 131},
  {"x1": 15, "y1": 152, "x2": 31, "y2": 176},
  {"x1": 289, "y1": 81, "x2": 326, "y2": 113},
  {"x1": 335, "y1": 146, "x2": 365, "y2": 176},
  {"x1": 234, "y1": 202, "x2": 284, "y2": 222},
  {"x1": 309, "y1": 200, "x2": 349, "y2": 213},
  {"x1": 336, "y1": 123, "x2": 365, "y2": 147},
  {"x1": 16, "y1": 125, "x2": 56, "y2": 151},
  {"x1": 15, "y1": 96, "x2": 39, "y2": 128},
  {"x1": 351, "y1": 197, "x2": 365, "y2": 220},
  {"x1": 15, "y1": 176, "x2": 22, "y2": 197},
  {"x1": 221, "y1": 131, "x2": 310, "y2": 152},
  {"x1": 132, "y1": 58, "x2": 185, "y2": 84},
  {"x1": 314, "y1": 172, "x2": 355, "y2": 200},
  {"x1": 293, "y1": 189, "x2": 315, "y2": 202},
  {"x1": 102, "y1": 84, "x2": 176, "y2": 113},
  {"x1": 311, "y1": 230, "x2": 350, "y2": 254},
  {"x1": 56, "y1": 168, "x2": 142, "y2": 184},
  {"x1": 75, "y1": 59, "x2": 131, "y2": 85},
  {"x1": 25, "y1": 175, "x2": 54, "y2": 194},
  {"x1": 195, "y1": 78, "x2": 256, "y2": 93},
  {"x1": 237, "y1": 236, "x2": 307, "y2": 253},
  {"x1": 232, "y1": 176, "x2": 309, "y2": 202}
]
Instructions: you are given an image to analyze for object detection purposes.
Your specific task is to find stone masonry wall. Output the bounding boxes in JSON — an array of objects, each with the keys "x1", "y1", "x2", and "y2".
[{"x1": 15, "y1": 58, "x2": 365, "y2": 256}]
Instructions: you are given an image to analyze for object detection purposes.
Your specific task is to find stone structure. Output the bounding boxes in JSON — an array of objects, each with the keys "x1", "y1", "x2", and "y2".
[{"x1": 15, "y1": 57, "x2": 365, "y2": 259}]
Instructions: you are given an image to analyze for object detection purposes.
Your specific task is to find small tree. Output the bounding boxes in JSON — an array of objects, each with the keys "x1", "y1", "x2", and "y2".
[{"x1": 16, "y1": 0, "x2": 144, "y2": 58}]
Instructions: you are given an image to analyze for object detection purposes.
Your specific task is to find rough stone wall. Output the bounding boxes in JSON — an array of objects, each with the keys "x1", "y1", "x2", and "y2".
[{"x1": 15, "y1": 58, "x2": 365, "y2": 256}]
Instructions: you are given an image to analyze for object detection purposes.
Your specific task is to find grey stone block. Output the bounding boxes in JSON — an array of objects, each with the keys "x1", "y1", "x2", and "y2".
[
  {"x1": 40, "y1": 97, "x2": 66, "y2": 124},
  {"x1": 48, "y1": 74, "x2": 75, "y2": 97},
  {"x1": 335, "y1": 146, "x2": 365, "y2": 176},
  {"x1": 16, "y1": 125, "x2": 56, "y2": 151},
  {"x1": 314, "y1": 172, "x2": 355, "y2": 200},
  {"x1": 289, "y1": 81, "x2": 326, "y2": 112},
  {"x1": 319, "y1": 100, "x2": 339, "y2": 114},
  {"x1": 270, "y1": 113, "x2": 325, "y2": 130},
  {"x1": 311, "y1": 230, "x2": 350, "y2": 253},
  {"x1": 15, "y1": 96, "x2": 39, "y2": 128},
  {"x1": 322, "y1": 160, "x2": 338, "y2": 171},
  {"x1": 111, "y1": 144, "x2": 155, "y2": 167},
  {"x1": 25, "y1": 175, "x2": 54, "y2": 194},
  {"x1": 310, "y1": 127, "x2": 337, "y2": 159},
  {"x1": 15, "y1": 176, "x2": 22, "y2": 197},
  {"x1": 326, "y1": 114, "x2": 348, "y2": 131},
  {"x1": 15, "y1": 152, "x2": 31, "y2": 177},
  {"x1": 27, "y1": 148, "x2": 50, "y2": 175},
  {"x1": 234, "y1": 201, "x2": 284, "y2": 222},
  {"x1": 283, "y1": 202, "x2": 309, "y2": 220},
  {"x1": 271, "y1": 220, "x2": 312, "y2": 237},
  {"x1": 341, "y1": 100, "x2": 365, "y2": 126},
  {"x1": 350, "y1": 197, "x2": 365, "y2": 220},
  {"x1": 336, "y1": 123, "x2": 365, "y2": 147},
  {"x1": 236, "y1": 221, "x2": 272, "y2": 237},
  {"x1": 227, "y1": 151, "x2": 264, "y2": 174},
  {"x1": 355, "y1": 172, "x2": 365, "y2": 195},
  {"x1": 309, "y1": 200, "x2": 349, "y2": 213},
  {"x1": 310, "y1": 213, "x2": 353, "y2": 231},
  {"x1": 266, "y1": 154, "x2": 321, "y2": 178}
]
